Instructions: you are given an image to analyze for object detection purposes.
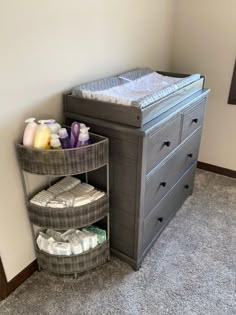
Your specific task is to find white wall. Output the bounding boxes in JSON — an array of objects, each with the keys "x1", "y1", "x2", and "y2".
[
  {"x1": 0, "y1": 0, "x2": 175, "y2": 281},
  {"x1": 172, "y1": 0, "x2": 236, "y2": 170}
]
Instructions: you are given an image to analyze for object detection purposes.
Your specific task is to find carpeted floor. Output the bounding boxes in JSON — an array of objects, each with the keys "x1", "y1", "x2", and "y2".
[{"x1": 0, "y1": 170, "x2": 235, "y2": 315}]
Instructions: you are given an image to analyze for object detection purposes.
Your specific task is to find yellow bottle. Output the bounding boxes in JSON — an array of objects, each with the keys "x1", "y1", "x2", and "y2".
[{"x1": 33, "y1": 120, "x2": 51, "y2": 149}]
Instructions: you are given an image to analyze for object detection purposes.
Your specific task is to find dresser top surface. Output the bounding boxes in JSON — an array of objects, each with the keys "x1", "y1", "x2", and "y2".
[{"x1": 64, "y1": 89, "x2": 210, "y2": 137}]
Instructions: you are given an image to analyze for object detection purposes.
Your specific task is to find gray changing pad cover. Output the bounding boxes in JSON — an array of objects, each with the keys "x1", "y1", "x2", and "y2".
[{"x1": 72, "y1": 68, "x2": 201, "y2": 109}]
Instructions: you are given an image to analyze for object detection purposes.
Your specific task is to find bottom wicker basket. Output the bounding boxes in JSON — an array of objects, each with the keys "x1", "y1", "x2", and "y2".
[{"x1": 36, "y1": 240, "x2": 109, "y2": 275}]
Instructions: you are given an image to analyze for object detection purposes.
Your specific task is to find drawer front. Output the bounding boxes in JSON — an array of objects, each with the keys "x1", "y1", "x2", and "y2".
[
  {"x1": 146, "y1": 115, "x2": 181, "y2": 173},
  {"x1": 181, "y1": 97, "x2": 206, "y2": 141},
  {"x1": 143, "y1": 162, "x2": 196, "y2": 251},
  {"x1": 144, "y1": 129, "x2": 201, "y2": 218}
]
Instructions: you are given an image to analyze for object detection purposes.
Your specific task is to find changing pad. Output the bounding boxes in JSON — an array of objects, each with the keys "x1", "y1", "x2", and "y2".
[{"x1": 72, "y1": 68, "x2": 201, "y2": 109}]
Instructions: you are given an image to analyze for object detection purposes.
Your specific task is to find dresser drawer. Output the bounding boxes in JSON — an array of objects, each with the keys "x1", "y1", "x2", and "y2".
[
  {"x1": 146, "y1": 115, "x2": 181, "y2": 173},
  {"x1": 181, "y1": 97, "x2": 206, "y2": 141},
  {"x1": 143, "y1": 162, "x2": 196, "y2": 251},
  {"x1": 144, "y1": 130, "x2": 201, "y2": 218}
]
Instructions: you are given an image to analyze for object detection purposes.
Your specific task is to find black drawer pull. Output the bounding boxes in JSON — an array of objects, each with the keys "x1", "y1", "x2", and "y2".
[
  {"x1": 184, "y1": 185, "x2": 189, "y2": 189},
  {"x1": 160, "y1": 182, "x2": 167, "y2": 187},
  {"x1": 192, "y1": 118, "x2": 198, "y2": 123},
  {"x1": 164, "y1": 141, "x2": 171, "y2": 147},
  {"x1": 188, "y1": 153, "x2": 193, "y2": 158},
  {"x1": 157, "y1": 217, "x2": 163, "y2": 223}
]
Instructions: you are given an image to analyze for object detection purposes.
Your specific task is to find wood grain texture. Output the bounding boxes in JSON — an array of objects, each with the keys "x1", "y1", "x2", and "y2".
[
  {"x1": 64, "y1": 94, "x2": 142, "y2": 127},
  {"x1": 181, "y1": 97, "x2": 206, "y2": 141},
  {"x1": 64, "y1": 77, "x2": 210, "y2": 270},
  {"x1": 142, "y1": 78, "x2": 204, "y2": 126},
  {"x1": 144, "y1": 129, "x2": 201, "y2": 217},
  {"x1": 0, "y1": 258, "x2": 37, "y2": 301},
  {"x1": 197, "y1": 162, "x2": 236, "y2": 179},
  {"x1": 64, "y1": 75, "x2": 205, "y2": 128},
  {"x1": 143, "y1": 163, "x2": 196, "y2": 251},
  {"x1": 146, "y1": 114, "x2": 182, "y2": 173}
]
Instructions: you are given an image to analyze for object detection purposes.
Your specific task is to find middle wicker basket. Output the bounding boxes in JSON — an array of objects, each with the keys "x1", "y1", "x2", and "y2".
[{"x1": 27, "y1": 194, "x2": 109, "y2": 230}]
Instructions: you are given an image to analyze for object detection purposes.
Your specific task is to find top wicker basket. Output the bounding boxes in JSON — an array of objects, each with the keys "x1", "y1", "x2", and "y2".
[{"x1": 16, "y1": 133, "x2": 109, "y2": 176}]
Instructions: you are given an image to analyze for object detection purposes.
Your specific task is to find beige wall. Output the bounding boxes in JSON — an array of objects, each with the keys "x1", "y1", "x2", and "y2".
[
  {"x1": 172, "y1": 0, "x2": 236, "y2": 170},
  {"x1": 0, "y1": 0, "x2": 175, "y2": 280}
]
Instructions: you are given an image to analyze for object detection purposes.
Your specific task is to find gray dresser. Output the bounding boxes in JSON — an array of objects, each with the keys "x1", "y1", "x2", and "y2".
[{"x1": 64, "y1": 86, "x2": 210, "y2": 270}]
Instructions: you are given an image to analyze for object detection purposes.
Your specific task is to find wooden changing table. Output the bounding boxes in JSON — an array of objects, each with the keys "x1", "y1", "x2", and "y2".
[{"x1": 64, "y1": 71, "x2": 210, "y2": 270}]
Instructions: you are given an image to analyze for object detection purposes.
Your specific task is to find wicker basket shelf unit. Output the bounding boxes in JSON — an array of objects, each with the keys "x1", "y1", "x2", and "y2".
[{"x1": 16, "y1": 132, "x2": 110, "y2": 276}]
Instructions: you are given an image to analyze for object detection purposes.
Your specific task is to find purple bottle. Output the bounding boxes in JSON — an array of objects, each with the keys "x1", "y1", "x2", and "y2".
[{"x1": 58, "y1": 128, "x2": 72, "y2": 149}]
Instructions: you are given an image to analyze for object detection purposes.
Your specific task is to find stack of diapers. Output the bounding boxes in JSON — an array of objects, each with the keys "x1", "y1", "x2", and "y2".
[
  {"x1": 30, "y1": 176, "x2": 105, "y2": 208},
  {"x1": 36, "y1": 226, "x2": 106, "y2": 256}
]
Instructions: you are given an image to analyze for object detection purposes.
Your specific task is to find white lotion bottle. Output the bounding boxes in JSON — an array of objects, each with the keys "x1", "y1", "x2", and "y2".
[
  {"x1": 46, "y1": 119, "x2": 61, "y2": 134},
  {"x1": 23, "y1": 118, "x2": 38, "y2": 147}
]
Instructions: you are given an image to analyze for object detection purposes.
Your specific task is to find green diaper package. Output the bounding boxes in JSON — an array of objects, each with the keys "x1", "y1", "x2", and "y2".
[{"x1": 85, "y1": 225, "x2": 106, "y2": 244}]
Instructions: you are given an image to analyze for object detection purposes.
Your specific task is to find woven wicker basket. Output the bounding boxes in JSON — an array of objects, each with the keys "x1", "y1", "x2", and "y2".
[
  {"x1": 27, "y1": 195, "x2": 109, "y2": 229},
  {"x1": 36, "y1": 240, "x2": 109, "y2": 275},
  {"x1": 16, "y1": 133, "x2": 108, "y2": 176}
]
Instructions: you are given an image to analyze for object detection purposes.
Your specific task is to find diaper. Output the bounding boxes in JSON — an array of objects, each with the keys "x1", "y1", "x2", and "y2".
[
  {"x1": 51, "y1": 242, "x2": 72, "y2": 256},
  {"x1": 61, "y1": 229, "x2": 77, "y2": 241},
  {"x1": 82, "y1": 229, "x2": 98, "y2": 249},
  {"x1": 67, "y1": 232, "x2": 83, "y2": 255},
  {"x1": 47, "y1": 176, "x2": 81, "y2": 195},
  {"x1": 37, "y1": 232, "x2": 55, "y2": 254},
  {"x1": 30, "y1": 190, "x2": 55, "y2": 207},
  {"x1": 46, "y1": 229, "x2": 63, "y2": 242},
  {"x1": 76, "y1": 230, "x2": 90, "y2": 252},
  {"x1": 86, "y1": 226, "x2": 106, "y2": 244}
]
